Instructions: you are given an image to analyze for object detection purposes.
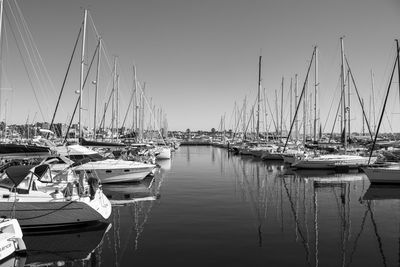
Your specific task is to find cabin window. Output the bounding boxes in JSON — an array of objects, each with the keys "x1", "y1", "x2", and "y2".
[
  {"x1": 18, "y1": 174, "x2": 32, "y2": 192},
  {"x1": 39, "y1": 170, "x2": 52, "y2": 183},
  {"x1": 124, "y1": 169, "x2": 130, "y2": 172},
  {"x1": 106, "y1": 170, "x2": 112, "y2": 173}
]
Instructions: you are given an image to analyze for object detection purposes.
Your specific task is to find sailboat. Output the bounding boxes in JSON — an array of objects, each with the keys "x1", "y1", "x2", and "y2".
[{"x1": 288, "y1": 40, "x2": 375, "y2": 170}]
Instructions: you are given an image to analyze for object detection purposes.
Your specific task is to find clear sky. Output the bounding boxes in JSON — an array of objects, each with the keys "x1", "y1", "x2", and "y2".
[{"x1": 1, "y1": 0, "x2": 400, "y2": 133}]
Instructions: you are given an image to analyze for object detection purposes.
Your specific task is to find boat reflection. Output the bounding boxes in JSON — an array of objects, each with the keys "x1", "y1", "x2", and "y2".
[
  {"x1": 102, "y1": 176, "x2": 161, "y2": 205},
  {"x1": 21, "y1": 222, "x2": 111, "y2": 266},
  {"x1": 229, "y1": 149, "x2": 400, "y2": 266}
]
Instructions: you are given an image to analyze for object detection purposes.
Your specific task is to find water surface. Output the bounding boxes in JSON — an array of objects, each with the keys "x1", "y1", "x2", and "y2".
[{"x1": 20, "y1": 146, "x2": 400, "y2": 266}]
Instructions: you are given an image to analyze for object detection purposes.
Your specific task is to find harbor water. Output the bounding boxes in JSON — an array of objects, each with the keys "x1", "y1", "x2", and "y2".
[{"x1": 20, "y1": 146, "x2": 400, "y2": 266}]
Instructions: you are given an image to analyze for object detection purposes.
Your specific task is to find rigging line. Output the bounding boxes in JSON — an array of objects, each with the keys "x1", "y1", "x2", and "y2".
[
  {"x1": 49, "y1": 25, "x2": 83, "y2": 135},
  {"x1": 368, "y1": 44, "x2": 398, "y2": 164},
  {"x1": 265, "y1": 91, "x2": 278, "y2": 132},
  {"x1": 63, "y1": 40, "x2": 100, "y2": 144},
  {"x1": 322, "y1": 75, "x2": 341, "y2": 133},
  {"x1": 283, "y1": 48, "x2": 316, "y2": 152},
  {"x1": 88, "y1": 12, "x2": 112, "y2": 75},
  {"x1": 121, "y1": 89, "x2": 135, "y2": 129},
  {"x1": 7, "y1": 1, "x2": 53, "y2": 113},
  {"x1": 377, "y1": 44, "x2": 396, "y2": 105},
  {"x1": 13, "y1": 0, "x2": 57, "y2": 101},
  {"x1": 135, "y1": 81, "x2": 166, "y2": 143},
  {"x1": 4, "y1": 9, "x2": 46, "y2": 121},
  {"x1": 281, "y1": 176, "x2": 312, "y2": 267},
  {"x1": 367, "y1": 201, "x2": 388, "y2": 267},
  {"x1": 99, "y1": 88, "x2": 114, "y2": 131},
  {"x1": 346, "y1": 207, "x2": 370, "y2": 267},
  {"x1": 345, "y1": 56, "x2": 373, "y2": 140}
]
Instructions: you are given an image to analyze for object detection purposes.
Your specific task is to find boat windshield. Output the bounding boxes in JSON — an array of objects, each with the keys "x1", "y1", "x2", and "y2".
[
  {"x1": 0, "y1": 172, "x2": 31, "y2": 193},
  {"x1": 0, "y1": 172, "x2": 16, "y2": 190},
  {"x1": 67, "y1": 153, "x2": 104, "y2": 162}
]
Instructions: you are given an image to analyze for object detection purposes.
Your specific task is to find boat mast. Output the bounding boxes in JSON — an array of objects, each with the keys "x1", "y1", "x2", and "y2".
[
  {"x1": 397, "y1": 39, "x2": 400, "y2": 111},
  {"x1": 93, "y1": 37, "x2": 101, "y2": 140},
  {"x1": 314, "y1": 46, "x2": 318, "y2": 141},
  {"x1": 295, "y1": 74, "x2": 298, "y2": 140},
  {"x1": 116, "y1": 73, "x2": 120, "y2": 140},
  {"x1": 347, "y1": 69, "x2": 351, "y2": 139},
  {"x1": 275, "y1": 89, "x2": 279, "y2": 137},
  {"x1": 361, "y1": 98, "x2": 365, "y2": 136},
  {"x1": 111, "y1": 56, "x2": 116, "y2": 139},
  {"x1": 370, "y1": 69, "x2": 376, "y2": 134},
  {"x1": 0, "y1": 0, "x2": 3, "y2": 128},
  {"x1": 289, "y1": 78, "x2": 292, "y2": 137},
  {"x1": 256, "y1": 55, "x2": 262, "y2": 142},
  {"x1": 340, "y1": 37, "x2": 347, "y2": 148},
  {"x1": 79, "y1": 9, "x2": 88, "y2": 140},
  {"x1": 303, "y1": 79, "x2": 307, "y2": 145},
  {"x1": 280, "y1": 77, "x2": 284, "y2": 140}
]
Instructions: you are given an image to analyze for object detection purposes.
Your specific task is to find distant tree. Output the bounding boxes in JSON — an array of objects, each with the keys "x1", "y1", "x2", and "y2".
[
  {"x1": 186, "y1": 128, "x2": 190, "y2": 133},
  {"x1": 211, "y1": 128, "x2": 216, "y2": 135}
]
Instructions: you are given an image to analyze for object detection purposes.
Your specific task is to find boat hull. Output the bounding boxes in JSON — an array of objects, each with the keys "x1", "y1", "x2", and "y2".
[
  {"x1": 74, "y1": 160, "x2": 156, "y2": 183},
  {"x1": 362, "y1": 167, "x2": 400, "y2": 184},
  {"x1": 75, "y1": 167, "x2": 155, "y2": 183},
  {"x1": 156, "y1": 147, "x2": 172, "y2": 159},
  {"x1": 0, "y1": 201, "x2": 107, "y2": 228},
  {"x1": 292, "y1": 156, "x2": 374, "y2": 170}
]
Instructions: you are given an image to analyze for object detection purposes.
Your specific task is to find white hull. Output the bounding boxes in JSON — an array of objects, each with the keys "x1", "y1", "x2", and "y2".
[
  {"x1": 74, "y1": 159, "x2": 156, "y2": 184},
  {"x1": 363, "y1": 166, "x2": 400, "y2": 184},
  {"x1": 292, "y1": 155, "x2": 375, "y2": 170},
  {"x1": 156, "y1": 147, "x2": 172, "y2": 159},
  {"x1": 0, "y1": 219, "x2": 25, "y2": 261},
  {"x1": 0, "y1": 191, "x2": 111, "y2": 228}
]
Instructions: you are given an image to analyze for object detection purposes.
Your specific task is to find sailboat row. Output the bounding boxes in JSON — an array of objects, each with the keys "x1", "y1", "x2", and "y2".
[{"x1": 209, "y1": 38, "x2": 400, "y2": 185}]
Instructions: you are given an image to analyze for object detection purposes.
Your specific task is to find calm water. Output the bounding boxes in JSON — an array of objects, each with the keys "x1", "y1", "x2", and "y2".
[{"x1": 16, "y1": 146, "x2": 400, "y2": 266}]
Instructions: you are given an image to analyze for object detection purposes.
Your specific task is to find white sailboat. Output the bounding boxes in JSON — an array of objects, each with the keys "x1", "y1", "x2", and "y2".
[{"x1": 291, "y1": 154, "x2": 376, "y2": 170}]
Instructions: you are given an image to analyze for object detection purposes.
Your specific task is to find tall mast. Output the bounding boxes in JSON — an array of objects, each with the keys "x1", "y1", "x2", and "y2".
[
  {"x1": 111, "y1": 56, "x2": 117, "y2": 139},
  {"x1": 93, "y1": 37, "x2": 101, "y2": 140},
  {"x1": 243, "y1": 97, "x2": 246, "y2": 138},
  {"x1": 280, "y1": 77, "x2": 284, "y2": 139},
  {"x1": 347, "y1": 69, "x2": 351, "y2": 139},
  {"x1": 295, "y1": 74, "x2": 298, "y2": 140},
  {"x1": 340, "y1": 36, "x2": 347, "y2": 148},
  {"x1": 361, "y1": 98, "x2": 365, "y2": 135},
  {"x1": 397, "y1": 39, "x2": 400, "y2": 114},
  {"x1": 133, "y1": 65, "x2": 139, "y2": 135},
  {"x1": 79, "y1": 9, "x2": 88, "y2": 139},
  {"x1": 303, "y1": 78, "x2": 307, "y2": 145},
  {"x1": 370, "y1": 69, "x2": 376, "y2": 133},
  {"x1": 0, "y1": 0, "x2": 3, "y2": 126},
  {"x1": 116, "y1": 73, "x2": 120, "y2": 140},
  {"x1": 314, "y1": 46, "x2": 318, "y2": 141},
  {"x1": 256, "y1": 55, "x2": 262, "y2": 142},
  {"x1": 289, "y1": 78, "x2": 293, "y2": 134},
  {"x1": 275, "y1": 89, "x2": 279, "y2": 136},
  {"x1": 140, "y1": 82, "x2": 146, "y2": 142}
]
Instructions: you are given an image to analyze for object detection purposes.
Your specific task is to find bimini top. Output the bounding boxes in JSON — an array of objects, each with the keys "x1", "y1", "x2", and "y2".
[{"x1": 5, "y1": 164, "x2": 50, "y2": 186}]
